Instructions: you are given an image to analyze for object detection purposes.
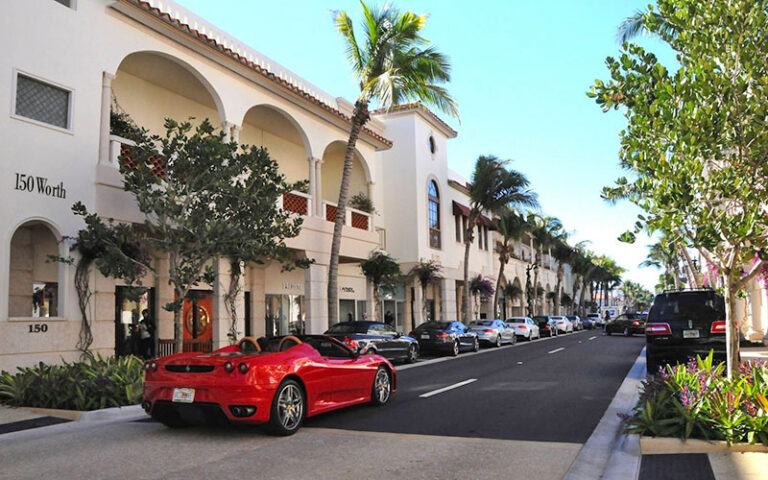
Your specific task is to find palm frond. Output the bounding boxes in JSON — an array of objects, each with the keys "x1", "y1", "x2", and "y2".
[{"x1": 333, "y1": 10, "x2": 364, "y2": 74}]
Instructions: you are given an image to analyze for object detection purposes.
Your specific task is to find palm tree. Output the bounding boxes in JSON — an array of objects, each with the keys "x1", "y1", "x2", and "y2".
[
  {"x1": 640, "y1": 238, "x2": 681, "y2": 289},
  {"x1": 616, "y1": 9, "x2": 677, "y2": 43},
  {"x1": 329, "y1": 3, "x2": 458, "y2": 323},
  {"x1": 469, "y1": 275, "x2": 495, "y2": 320},
  {"x1": 527, "y1": 214, "x2": 563, "y2": 315},
  {"x1": 502, "y1": 282, "x2": 523, "y2": 318},
  {"x1": 492, "y1": 209, "x2": 529, "y2": 318},
  {"x1": 462, "y1": 156, "x2": 537, "y2": 321},
  {"x1": 551, "y1": 239, "x2": 573, "y2": 315},
  {"x1": 360, "y1": 250, "x2": 401, "y2": 322},
  {"x1": 408, "y1": 259, "x2": 442, "y2": 325}
]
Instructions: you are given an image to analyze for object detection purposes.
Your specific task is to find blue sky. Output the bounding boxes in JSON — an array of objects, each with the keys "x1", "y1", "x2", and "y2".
[{"x1": 176, "y1": 0, "x2": 674, "y2": 290}]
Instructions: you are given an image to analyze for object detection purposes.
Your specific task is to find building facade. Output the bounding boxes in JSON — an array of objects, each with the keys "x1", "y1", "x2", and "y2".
[{"x1": 0, "y1": 0, "x2": 577, "y2": 372}]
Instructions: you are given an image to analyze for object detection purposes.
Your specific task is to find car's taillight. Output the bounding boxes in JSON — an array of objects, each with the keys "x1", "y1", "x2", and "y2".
[
  {"x1": 632, "y1": 321, "x2": 640, "y2": 326},
  {"x1": 543, "y1": 324, "x2": 550, "y2": 329},
  {"x1": 343, "y1": 337, "x2": 358, "y2": 349},
  {"x1": 710, "y1": 321, "x2": 726, "y2": 334},
  {"x1": 519, "y1": 325, "x2": 527, "y2": 329},
  {"x1": 224, "y1": 361, "x2": 235, "y2": 373},
  {"x1": 484, "y1": 329, "x2": 494, "y2": 333},
  {"x1": 436, "y1": 332, "x2": 449, "y2": 338},
  {"x1": 645, "y1": 323, "x2": 671, "y2": 335}
]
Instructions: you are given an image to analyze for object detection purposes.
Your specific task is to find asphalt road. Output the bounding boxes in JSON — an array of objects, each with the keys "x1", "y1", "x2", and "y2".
[
  {"x1": 307, "y1": 330, "x2": 645, "y2": 443},
  {"x1": 0, "y1": 330, "x2": 645, "y2": 480}
]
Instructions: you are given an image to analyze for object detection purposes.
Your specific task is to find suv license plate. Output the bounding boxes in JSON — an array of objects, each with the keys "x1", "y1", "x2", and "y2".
[
  {"x1": 421, "y1": 334, "x2": 429, "y2": 340},
  {"x1": 172, "y1": 388, "x2": 195, "y2": 403},
  {"x1": 683, "y1": 329, "x2": 700, "y2": 339}
]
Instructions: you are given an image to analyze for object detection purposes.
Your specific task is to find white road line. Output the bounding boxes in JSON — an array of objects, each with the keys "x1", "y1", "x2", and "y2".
[
  {"x1": 548, "y1": 347, "x2": 565, "y2": 354},
  {"x1": 419, "y1": 378, "x2": 478, "y2": 398},
  {"x1": 588, "y1": 336, "x2": 597, "y2": 341}
]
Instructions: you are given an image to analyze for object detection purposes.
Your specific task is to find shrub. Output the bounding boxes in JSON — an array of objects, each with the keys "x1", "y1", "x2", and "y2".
[
  {"x1": 627, "y1": 352, "x2": 768, "y2": 445},
  {"x1": 0, "y1": 354, "x2": 144, "y2": 411},
  {"x1": 348, "y1": 193, "x2": 374, "y2": 213}
]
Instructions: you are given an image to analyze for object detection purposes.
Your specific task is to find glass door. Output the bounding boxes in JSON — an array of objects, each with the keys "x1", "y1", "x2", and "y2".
[{"x1": 114, "y1": 286, "x2": 154, "y2": 358}]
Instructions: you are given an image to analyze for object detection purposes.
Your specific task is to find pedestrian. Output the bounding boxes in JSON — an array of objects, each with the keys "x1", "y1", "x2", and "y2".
[
  {"x1": 384, "y1": 310, "x2": 394, "y2": 326},
  {"x1": 138, "y1": 309, "x2": 154, "y2": 358},
  {"x1": 603, "y1": 310, "x2": 610, "y2": 329}
]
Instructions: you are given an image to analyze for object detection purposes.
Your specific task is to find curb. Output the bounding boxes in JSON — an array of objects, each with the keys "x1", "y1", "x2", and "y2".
[
  {"x1": 561, "y1": 346, "x2": 646, "y2": 480},
  {"x1": 18, "y1": 404, "x2": 145, "y2": 422}
]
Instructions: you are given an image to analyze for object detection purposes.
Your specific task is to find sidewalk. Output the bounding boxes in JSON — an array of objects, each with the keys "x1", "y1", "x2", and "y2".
[
  {"x1": 0, "y1": 405, "x2": 70, "y2": 435},
  {"x1": 572, "y1": 343, "x2": 768, "y2": 480},
  {"x1": 0, "y1": 403, "x2": 145, "y2": 437}
]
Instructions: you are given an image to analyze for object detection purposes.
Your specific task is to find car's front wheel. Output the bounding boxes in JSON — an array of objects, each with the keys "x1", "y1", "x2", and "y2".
[
  {"x1": 472, "y1": 337, "x2": 480, "y2": 352},
  {"x1": 370, "y1": 366, "x2": 392, "y2": 406},
  {"x1": 623, "y1": 327, "x2": 631, "y2": 337},
  {"x1": 265, "y1": 379, "x2": 305, "y2": 436}
]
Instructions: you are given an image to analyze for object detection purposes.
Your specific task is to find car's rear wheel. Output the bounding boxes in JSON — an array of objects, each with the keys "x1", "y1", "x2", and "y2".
[
  {"x1": 450, "y1": 340, "x2": 460, "y2": 356},
  {"x1": 371, "y1": 366, "x2": 392, "y2": 406},
  {"x1": 472, "y1": 337, "x2": 480, "y2": 352},
  {"x1": 406, "y1": 344, "x2": 418, "y2": 363},
  {"x1": 265, "y1": 379, "x2": 305, "y2": 436},
  {"x1": 495, "y1": 335, "x2": 502, "y2": 348}
]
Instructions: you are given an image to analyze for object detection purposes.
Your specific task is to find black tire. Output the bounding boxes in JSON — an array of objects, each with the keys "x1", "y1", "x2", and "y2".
[
  {"x1": 406, "y1": 344, "x2": 418, "y2": 364},
  {"x1": 495, "y1": 335, "x2": 502, "y2": 348},
  {"x1": 450, "y1": 340, "x2": 460, "y2": 356},
  {"x1": 265, "y1": 379, "x2": 305, "y2": 436},
  {"x1": 370, "y1": 366, "x2": 392, "y2": 406},
  {"x1": 472, "y1": 337, "x2": 480, "y2": 352},
  {"x1": 623, "y1": 327, "x2": 631, "y2": 337}
]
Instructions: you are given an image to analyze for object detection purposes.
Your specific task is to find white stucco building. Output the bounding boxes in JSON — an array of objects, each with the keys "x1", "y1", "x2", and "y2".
[{"x1": 0, "y1": 0, "x2": 577, "y2": 372}]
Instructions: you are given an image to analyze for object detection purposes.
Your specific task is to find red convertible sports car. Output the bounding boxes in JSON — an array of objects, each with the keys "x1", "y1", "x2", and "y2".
[{"x1": 142, "y1": 335, "x2": 396, "y2": 435}]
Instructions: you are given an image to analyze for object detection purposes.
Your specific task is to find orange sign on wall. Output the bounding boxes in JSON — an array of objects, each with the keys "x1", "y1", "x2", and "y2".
[{"x1": 182, "y1": 291, "x2": 213, "y2": 340}]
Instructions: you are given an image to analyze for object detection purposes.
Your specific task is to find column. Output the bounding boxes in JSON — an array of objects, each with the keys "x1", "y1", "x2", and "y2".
[
  {"x1": 746, "y1": 279, "x2": 764, "y2": 342},
  {"x1": 307, "y1": 157, "x2": 317, "y2": 216},
  {"x1": 413, "y1": 280, "x2": 424, "y2": 327},
  {"x1": 231, "y1": 124, "x2": 241, "y2": 144},
  {"x1": 221, "y1": 121, "x2": 236, "y2": 143},
  {"x1": 212, "y1": 258, "x2": 245, "y2": 350},
  {"x1": 315, "y1": 159, "x2": 324, "y2": 217},
  {"x1": 98, "y1": 72, "x2": 115, "y2": 165},
  {"x1": 249, "y1": 264, "x2": 266, "y2": 338},
  {"x1": 367, "y1": 181, "x2": 375, "y2": 229},
  {"x1": 439, "y1": 278, "x2": 452, "y2": 321},
  {"x1": 366, "y1": 279, "x2": 375, "y2": 320},
  {"x1": 305, "y1": 262, "x2": 328, "y2": 334}
]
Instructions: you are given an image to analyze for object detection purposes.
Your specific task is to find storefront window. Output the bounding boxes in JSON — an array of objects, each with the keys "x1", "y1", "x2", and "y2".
[
  {"x1": 115, "y1": 287, "x2": 154, "y2": 358},
  {"x1": 266, "y1": 294, "x2": 305, "y2": 336},
  {"x1": 9, "y1": 222, "x2": 59, "y2": 318}
]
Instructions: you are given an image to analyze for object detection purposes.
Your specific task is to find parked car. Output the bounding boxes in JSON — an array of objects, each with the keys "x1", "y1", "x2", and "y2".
[
  {"x1": 507, "y1": 316, "x2": 541, "y2": 341},
  {"x1": 533, "y1": 315, "x2": 558, "y2": 337},
  {"x1": 468, "y1": 319, "x2": 517, "y2": 347},
  {"x1": 586, "y1": 312, "x2": 603, "y2": 328},
  {"x1": 567, "y1": 315, "x2": 584, "y2": 331},
  {"x1": 606, "y1": 312, "x2": 647, "y2": 337},
  {"x1": 409, "y1": 321, "x2": 479, "y2": 356},
  {"x1": 645, "y1": 289, "x2": 726, "y2": 373},
  {"x1": 143, "y1": 335, "x2": 395, "y2": 435},
  {"x1": 552, "y1": 316, "x2": 573, "y2": 334},
  {"x1": 324, "y1": 321, "x2": 418, "y2": 363},
  {"x1": 578, "y1": 315, "x2": 595, "y2": 330}
]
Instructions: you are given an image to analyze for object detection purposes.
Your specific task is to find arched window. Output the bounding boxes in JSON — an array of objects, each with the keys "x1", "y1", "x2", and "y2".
[
  {"x1": 428, "y1": 180, "x2": 440, "y2": 249},
  {"x1": 9, "y1": 221, "x2": 60, "y2": 318}
]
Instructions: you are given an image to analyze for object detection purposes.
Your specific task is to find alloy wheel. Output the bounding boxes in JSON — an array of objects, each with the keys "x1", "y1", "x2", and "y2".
[
  {"x1": 374, "y1": 368, "x2": 391, "y2": 404},
  {"x1": 277, "y1": 384, "x2": 303, "y2": 431}
]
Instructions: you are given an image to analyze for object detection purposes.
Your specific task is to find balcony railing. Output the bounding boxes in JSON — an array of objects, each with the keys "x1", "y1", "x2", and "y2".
[
  {"x1": 109, "y1": 135, "x2": 166, "y2": 177},
  {"x1": 323, "y1": 202, "x2": 372, "y2": 231},
  {"x1": 281, "y1": 191, "x2": 311, "y2": 216},
  {"x1": 157, "y1": 338, "x2": 213, "y2": 357}
]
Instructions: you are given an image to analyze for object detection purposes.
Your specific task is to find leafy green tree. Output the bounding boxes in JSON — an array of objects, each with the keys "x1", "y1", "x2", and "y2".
[
  {"x1": 551, "y1": 239, "x2": 574, "y2": 315},
  {"x1": 361, "y1": 250, "x2": 402, "y2": 322},
  {"x1": 469, "y1": 275, "x2": 495, "y2": 320},
  {"x1": 408, "y1": 259, "x2": 442, "y2": 324},
  {"x1": 492, "y1": 209, "x2": 530, "y2": 318},
  {"x1": 502, "y1": 282, "x2": 523, "y2": 318},
  {"x1": 591, "y1": 0, "x2": 768, "y2": 376},
  {"x1": 463, "y1": 156, "x2": 537, "y2": 321},
  {"x1": 121, "y1": 118, "x2": 306, "y2": 353},
  {"x1": 330, "y1": 2, "x2": 457, "y2": 323}
]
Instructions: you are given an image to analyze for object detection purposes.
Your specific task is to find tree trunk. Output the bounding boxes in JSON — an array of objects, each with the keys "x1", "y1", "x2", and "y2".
[
  {"x1": 493, "y1": 254, "x2": 507, "y2": 318},
  {"x1": 422, "y1": 283, "x2": 428, "y2": 323},
  {"x1": 678, "y1": 244, "x2": 699, "y2": 288},
  {"x1": 328, "y1": 101, "x2": 369, "y2": 326},
  {"x1": 554, "y1": 265, "x2": 563, "y2": 315},
  {"x1": 723, "y1": 277, "x2": 740, "y2": 380},
  {"x1": 173, "y1": 286, "x2": 184, "y2": 354},
  {"x1": 463, "y1": 231, "x2": 472, "y2": 323},
  {"x1": 532, "y1": 258, "x2": 540, "y2": 315}
]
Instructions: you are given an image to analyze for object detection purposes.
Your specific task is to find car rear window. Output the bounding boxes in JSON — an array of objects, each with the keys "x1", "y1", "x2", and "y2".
[
  {"x1": 414, "y1": 321, "x2": 451, "y2": 330},
  {"x1": 325, "y1": 323, "x2": 367, "y2": 334},
  {"x1": 508, "y1": 318, "x2": 526, "y2": 323},
  {"x1": 649, "y1": 293, "x2": 724, "y2": 323},
  {"x1": 470, "y1": 321, "x2": 493, "y2": 326}
]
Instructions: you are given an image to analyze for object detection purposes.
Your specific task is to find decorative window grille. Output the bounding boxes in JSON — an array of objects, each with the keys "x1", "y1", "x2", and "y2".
[{"x1": 15, "y1": 74, "x2": 71, "y2": 129}]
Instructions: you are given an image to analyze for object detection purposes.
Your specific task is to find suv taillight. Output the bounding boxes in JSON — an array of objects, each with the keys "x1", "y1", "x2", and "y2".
[
  {"x1": 645, "y1": 323, "x2": 671, "y2": 335},
  {"x1": 710, "y1": 321, "x2": 726, "y2": 334}
]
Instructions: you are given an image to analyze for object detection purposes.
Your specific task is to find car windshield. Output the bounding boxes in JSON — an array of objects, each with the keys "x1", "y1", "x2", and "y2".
[
  {"x1": 325, "y1": 323, "x2": 367, "y2": 334},
  {"x1": 470, "y1": 321, "x2": 493, "y2": 326},
  {"x1": 508, "y1": 318, "x2": 526, "y2": 323},
  {"x1": 415, "y1": 321, "x2": 452, "y2": 331}
]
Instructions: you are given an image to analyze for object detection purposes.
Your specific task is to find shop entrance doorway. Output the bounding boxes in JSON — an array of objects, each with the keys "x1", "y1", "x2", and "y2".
[{"x1": 114, "y1": 286, "x2": 155, "y2": 358}]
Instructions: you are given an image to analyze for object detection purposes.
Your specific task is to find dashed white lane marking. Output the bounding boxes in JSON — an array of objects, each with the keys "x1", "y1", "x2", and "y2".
[
  {"x1": 548, "y1": 347, "x2": 565, "y2": 354},
  {"x1": 419, "y1": 378, "x2": 478, "y2": 398},
  {"x1": 588, "y1": 336, "x2": 597, "y2": 341}
]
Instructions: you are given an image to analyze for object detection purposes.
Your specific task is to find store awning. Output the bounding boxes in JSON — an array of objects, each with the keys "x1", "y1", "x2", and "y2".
[{"x1": 452, "y1": 201, "x2": 496, "y2": 230}]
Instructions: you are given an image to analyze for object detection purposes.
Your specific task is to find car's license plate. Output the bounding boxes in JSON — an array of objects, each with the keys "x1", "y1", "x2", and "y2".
[
  {"x1": 421, "y1": 334, "x2": 430, "y2": 340},
  {"x1": 172, "y1": 388, "x2": 195, "y2": 403},
  {"x1": 683, "y1": 329, "x2": 700, "y2": 339}
]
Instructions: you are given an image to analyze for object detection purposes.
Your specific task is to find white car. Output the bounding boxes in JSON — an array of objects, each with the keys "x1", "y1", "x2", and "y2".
[
  {"x1": 586, "y1": 312, "x2": 603, "y2": 328},
  {"x1": 551, "y1": 316, "x2": 573, "y2": 334},
  {"x1": 506, "y1": 316, "x2": 540, "y2": 341}
]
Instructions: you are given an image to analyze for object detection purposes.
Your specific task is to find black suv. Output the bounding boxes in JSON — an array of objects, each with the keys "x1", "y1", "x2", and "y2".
[{"x1": 645, "y1": 289, "x2": 726, "y2": 373}]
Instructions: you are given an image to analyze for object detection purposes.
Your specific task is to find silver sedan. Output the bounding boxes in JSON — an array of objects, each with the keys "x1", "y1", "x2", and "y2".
[
  {"x1": 468, "y1": 319, "x2": 516, "y2": 347},
  {"x1": 506, "y1": 316, "x2": 541, "y2": 340}
]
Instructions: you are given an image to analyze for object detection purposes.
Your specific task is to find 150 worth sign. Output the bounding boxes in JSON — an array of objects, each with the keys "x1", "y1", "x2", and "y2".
[{"x1": 14, "y1": 173, "x2": 66, "y2": 199}]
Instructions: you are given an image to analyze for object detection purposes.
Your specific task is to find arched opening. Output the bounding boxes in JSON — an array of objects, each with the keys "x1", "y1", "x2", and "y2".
[
  {"x1": 427, "y1": 180, "x2": 440, "y2": 249},
  {"x1": 9, "y1": 222, "x2": 60, "y2": 318},
  {"x1": 111, "y1": 51, "x2": 224, "y2": 137},
  {"x1": 320, "y1": 142, "x2": 371, "y2": 226},
  {"x1": 511, "y1": 277, "x2": 524, "y2": 316}
]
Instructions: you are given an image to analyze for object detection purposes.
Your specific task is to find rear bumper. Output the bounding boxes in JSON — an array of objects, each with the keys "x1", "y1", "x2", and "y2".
[{"x1": 646, "y1": 341, "x2": 726, "y2": 365}]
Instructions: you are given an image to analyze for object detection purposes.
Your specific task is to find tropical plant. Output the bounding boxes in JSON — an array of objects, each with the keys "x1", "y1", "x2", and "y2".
[
  {"x1": 348, "y1": 192, "x2": 374, "y2": 213},
  {"x1": 492, "y1": 209, "x2": 529, "y2": 317},
  {"x1": 0, "y1": 354, "x2": 144, "y2": 410},
  {"x1": 361, "y1": 250, "x2": 402, "y2": 322},
  {"x1": 640, "y1": 237, "x2": 682, "y2": 290},
  {"x1": 551, "y1": 239, "x2": 573, "y2": 315},
  {"x1": 502, "y1": 282, "x2": 523, "y2": 318},
  {"x1": 592, "y1": 0, "x2": 768, "y2": 376},
  {"x1": 462, "y1": 156, "x2": 537, "y2": 321},
  {"x1": 328, "y1": 2, "x2": 458, "y2": 323},
  {"x1": 527, "y1": 214, "x2": 563, "y2": 314},
  {"x1": 469, "y1": 275, "x2": 495, "y2": 320},
  {"x1": 408, "y1": 259, "x2": 442, "y2": 324}
]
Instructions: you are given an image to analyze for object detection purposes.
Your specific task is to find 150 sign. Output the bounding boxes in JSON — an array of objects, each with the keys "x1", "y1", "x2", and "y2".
[
  {"x1": 14, "y1": 173, "x2": 67, "y2": 199},
  {"x1": 28, "y1": 323, "x2": 48, "y2": 333}
]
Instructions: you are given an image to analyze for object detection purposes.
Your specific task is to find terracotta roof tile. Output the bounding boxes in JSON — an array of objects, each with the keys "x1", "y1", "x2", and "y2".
[{"x1": 372, "y1": 102, "x2": 457, "y2": 138}]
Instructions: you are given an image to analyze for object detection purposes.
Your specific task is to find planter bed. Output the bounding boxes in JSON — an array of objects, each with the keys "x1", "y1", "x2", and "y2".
[{"x1": 640, "y1": 435, "x2": 768, "y2": 454}]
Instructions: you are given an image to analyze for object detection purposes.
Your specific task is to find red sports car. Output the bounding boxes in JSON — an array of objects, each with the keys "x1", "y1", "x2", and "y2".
[{"x1": 142, "y1": 335, "x2": 396, "y2": 435}]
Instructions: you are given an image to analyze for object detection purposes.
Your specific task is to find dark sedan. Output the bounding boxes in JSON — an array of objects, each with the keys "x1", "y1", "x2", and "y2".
[
  {"x1": 409, "y1": 321, "x2": 479, "y2": 356},
  {"x1": 325, "y1": 321, "x2": 419, "y2": 363},
  {"x1": 606, "y1": 312, "x2": 647, "y2": 336},
  {"x1": 533, "y1": 315, "x2": 558, "y2": 337}
]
